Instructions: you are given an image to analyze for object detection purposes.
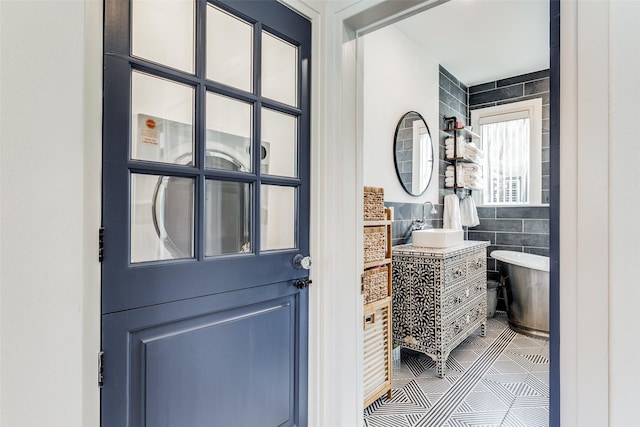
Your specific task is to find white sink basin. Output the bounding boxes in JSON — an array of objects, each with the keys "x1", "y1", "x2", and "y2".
[{"x1": 412, "y1": 228, "x2": 463, "y2": 248}]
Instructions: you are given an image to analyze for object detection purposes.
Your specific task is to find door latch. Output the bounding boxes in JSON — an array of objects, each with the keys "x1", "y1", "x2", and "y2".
[{"x1": 294, "y1": 278, "x2": 312, "y2": 289}]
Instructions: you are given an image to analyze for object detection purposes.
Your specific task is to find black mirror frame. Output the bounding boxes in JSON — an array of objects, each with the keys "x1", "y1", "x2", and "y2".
[{"x1": 393, "y1": 111, "x2": 434, "y2": 197}]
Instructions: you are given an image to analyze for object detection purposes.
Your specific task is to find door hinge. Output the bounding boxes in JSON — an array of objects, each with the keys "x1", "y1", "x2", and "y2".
[
  {"x1": 98, "y1": 227, "x2": 105, "y2": 262},
  {"x1": 98, "y1": 351, "x2": 105, "y2": 388}
]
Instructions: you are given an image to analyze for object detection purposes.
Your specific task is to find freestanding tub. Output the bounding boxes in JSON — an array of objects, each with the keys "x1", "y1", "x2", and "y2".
[{"x1": 490, "y1": 250, "x2": 550, "y2": 339}]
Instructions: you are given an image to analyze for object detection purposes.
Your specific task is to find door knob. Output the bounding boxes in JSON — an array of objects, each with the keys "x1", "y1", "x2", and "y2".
[{"x1": 293, "y1": 254, "x2": 312, "y2": 270}]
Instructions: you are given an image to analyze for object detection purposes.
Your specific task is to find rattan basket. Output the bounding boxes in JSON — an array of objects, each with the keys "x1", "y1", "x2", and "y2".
[
  {"x1": 363, "y1": 266, "x2": 389, "y2": 304},
  {"x1": 364, "y1": 226, "x2": 386, "y2": 263},
  {"x1": 364, "y1": 186, "x2": 385, "y2": 221}
]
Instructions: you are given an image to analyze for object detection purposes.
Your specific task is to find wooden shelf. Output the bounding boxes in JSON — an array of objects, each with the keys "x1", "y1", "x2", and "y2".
[
  {"x1": 364, "y1": 258, "x2": 391, "y2": 270},
  {"x1": 364, "y1": 219, "x2": 392, "y2": 227},
  {"x1": 444, "y1": 156, "x2": 481, "y2": 165},
  {"x1": 443, "y1": 126, "x2": 481, "y2": 139}
]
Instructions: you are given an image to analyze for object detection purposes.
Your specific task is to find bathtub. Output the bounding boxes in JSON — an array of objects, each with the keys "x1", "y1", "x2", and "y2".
[{"x1": 490, "y1": 250, "x2": 550, "y2": 339}]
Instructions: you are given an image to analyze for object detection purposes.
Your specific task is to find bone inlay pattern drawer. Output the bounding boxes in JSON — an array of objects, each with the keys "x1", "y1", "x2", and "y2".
[{"x1": 392, "y1": 241, "x2": 490, "y2": 378}]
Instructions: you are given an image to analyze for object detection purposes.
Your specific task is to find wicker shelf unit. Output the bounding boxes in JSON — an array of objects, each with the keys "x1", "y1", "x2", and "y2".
[{"x1": 362, "y1": 186, "x2": 393, "y2": 408}]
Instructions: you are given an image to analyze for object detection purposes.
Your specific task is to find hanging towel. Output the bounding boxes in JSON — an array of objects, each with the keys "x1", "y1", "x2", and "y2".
[
  {"x1": 460, "y1": 196, "x2": 480, "y2": 227},
  {"x1": 443, "y1": 194, "x2": 462, "y2": 230}
]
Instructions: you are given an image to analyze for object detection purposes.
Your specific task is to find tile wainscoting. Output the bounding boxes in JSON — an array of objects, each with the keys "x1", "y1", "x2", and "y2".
[{"x1": 385, "y1": 201, "x2": 548, "y2": 283}]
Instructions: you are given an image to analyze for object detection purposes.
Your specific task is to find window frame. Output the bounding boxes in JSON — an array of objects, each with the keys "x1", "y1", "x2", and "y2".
[{"x1": 471, "y1": 98, "x2": 543, "y2": 206}]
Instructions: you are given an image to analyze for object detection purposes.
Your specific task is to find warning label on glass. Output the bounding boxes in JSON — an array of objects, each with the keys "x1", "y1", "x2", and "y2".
[{"x1": 137, "y1": 114, "x2": 163, "y2": 145}]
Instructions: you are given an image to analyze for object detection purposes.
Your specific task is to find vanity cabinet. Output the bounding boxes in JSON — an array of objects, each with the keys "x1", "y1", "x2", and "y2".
[{"x1": 392, "y1": 241, "x2": 489, "y2": 378}]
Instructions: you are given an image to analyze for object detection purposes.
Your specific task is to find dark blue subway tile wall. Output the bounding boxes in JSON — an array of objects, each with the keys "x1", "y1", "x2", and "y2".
[
  {"x1": 496, "y1": 70, "x2": 549, "y2": 87},
  {"x1": 405, "y1": 68, "x2": 552, "y2": 283},
  {"x1": 469, "y1": 69, "x2": 551, "y2": 203},
  {"x1": 469, "y1": 205, "x2": 550, "y2": 281},
  {"x1": 439, "y1": 66, "x2": 469, "y2": 204},
  {"x1": 385, "y1": 201, "x2": 444, "y2": 247}
]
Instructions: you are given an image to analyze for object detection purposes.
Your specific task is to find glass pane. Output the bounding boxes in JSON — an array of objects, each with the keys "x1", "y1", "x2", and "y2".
[
  {"x1": 482, "y1": 118, "x2": 530, "y2": 204},
  {"x1": 205, "y1": 180, "x2": 252, "y2": 256},
  {"x1": 131, "y1": 72, "x2": 194, "y2": 165},
  {"x1": 261, "y1": 185, "x2": 296, "y2": 251},
  {"x1": 262, "y1": 31, "x2": 297, "y2": 107},
  {"x1": 206, "y1": 92, "x2": 252, "y2": 172},
  {"x1": 131, "y1": 173, "x2": 194, "y2": 263},
  {"x1": 131, "y1": 0, "x2": 194, "y2": 73},
  {"x1": 261, "y1": 108, "x2": 297, "y2": 177},
  {"x1": 207, "y1": 5, "x2": 253, "y2": 92}
]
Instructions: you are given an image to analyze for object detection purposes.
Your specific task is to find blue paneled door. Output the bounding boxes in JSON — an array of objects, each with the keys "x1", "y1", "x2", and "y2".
[{"x1": 101, "y1": 1, "x2": 311, "y2": 425}]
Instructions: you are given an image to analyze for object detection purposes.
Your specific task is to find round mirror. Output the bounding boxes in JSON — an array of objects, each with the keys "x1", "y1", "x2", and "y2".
[{"x1": 393, "y1": 111, "x2": 434, "y2": 196}]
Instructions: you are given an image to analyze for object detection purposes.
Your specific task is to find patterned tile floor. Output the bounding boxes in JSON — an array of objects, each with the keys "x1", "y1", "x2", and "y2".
[{"x1": 364, "y1": 313, "x2": 549, "y2": 427}]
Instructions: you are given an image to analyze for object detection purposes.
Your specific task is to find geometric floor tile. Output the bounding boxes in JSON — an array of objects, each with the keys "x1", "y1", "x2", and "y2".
[
  {"x1": 447, "y1": 411, "x2": 507, "y2": 427},
  {"x1": 364, "y1": 414, "x2": 412, "y2": 427},
  {"x1": 503, "y1": 382, "x2": 542, "y2": 397},
  {"x1": 363, "y1": 313, "x2": 550, "y2": 427},
  {"x1": 508, "y1": 406, "x2": 550, "y2": 426}
]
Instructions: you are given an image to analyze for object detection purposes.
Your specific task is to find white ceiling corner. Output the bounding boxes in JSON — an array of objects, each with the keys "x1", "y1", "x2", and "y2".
[{"x1": 393, "y1": 0, "x2": 550, "y2": 87}]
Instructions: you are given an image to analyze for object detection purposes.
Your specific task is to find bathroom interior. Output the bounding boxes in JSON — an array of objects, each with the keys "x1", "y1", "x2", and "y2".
[{"x1": 361, "y1": 1, "x2": 551, "y2": 426}]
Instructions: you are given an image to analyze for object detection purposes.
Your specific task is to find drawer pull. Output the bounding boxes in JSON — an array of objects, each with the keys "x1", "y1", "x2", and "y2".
[
  {"x1": 453, "y1": 268, "x2": 464, "y2": 278},
  {"x1": 474, "y1": 259, "x2": 483, "y2": 268}
]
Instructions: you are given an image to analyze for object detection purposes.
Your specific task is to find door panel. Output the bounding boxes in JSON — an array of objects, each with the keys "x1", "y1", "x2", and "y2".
[
  {"x1": 102, "y1": 282, "x2": 306, "y2": 427},
  {"x1": 102, "y1": 1, "x2": 311, "y2": 425}
]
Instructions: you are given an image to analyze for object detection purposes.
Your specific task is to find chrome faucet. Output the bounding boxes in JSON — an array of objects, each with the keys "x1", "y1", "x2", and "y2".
[
  {"x1": 413, "y1": 201, "x2": 438, "y2": 230},
  {"x1": 423, "y1": 201, "x2": 437, "y2": 221}
]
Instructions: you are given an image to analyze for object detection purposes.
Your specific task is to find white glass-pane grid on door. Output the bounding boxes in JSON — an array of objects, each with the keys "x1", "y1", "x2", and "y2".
[
  {"x1": 261, "y1": 31, "x2": 298, "y2": 107},
  {"x1": 131, "y1": 71, "x2": 194, "y2": 165},
  {"x1": 207, "y1": 5, "x2": 253, "y2": 92},
  {"x1": 481, "y1": 118, "x2": 530, "y2": 204},
  {"x1": 261, "y1": 185, "x2": 296, "y2": 251},
  {"x1": 131, "y1": 0, "x2": 195, "y2": 73},
  {"x1": 205, "y1": 180, "x2": 252, "y2": 256},
  {"x1": 261, "y1": 108, "x2": 297, "y2": 177},
  {"x1": 206, "y1": 92, "x2": 252, "y2": 172},
  {"x1": 131, "y1": 174, "x2": 194, "y2": 263}
]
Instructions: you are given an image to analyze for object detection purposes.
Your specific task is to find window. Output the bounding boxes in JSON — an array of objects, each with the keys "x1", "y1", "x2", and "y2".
[{"x1": 471, "y1": 99, "x2": 543, "y2": 206}]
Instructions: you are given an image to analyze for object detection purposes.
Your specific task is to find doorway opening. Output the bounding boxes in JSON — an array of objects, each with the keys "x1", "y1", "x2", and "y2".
[{"x1": 352, "y1": 1, "x2": 559, "y2": 425}]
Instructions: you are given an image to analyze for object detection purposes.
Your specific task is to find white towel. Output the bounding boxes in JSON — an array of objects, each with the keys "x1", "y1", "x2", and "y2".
[
  {"x1": 463, "y1": 151, "x2": 476, "y2": 161},
  {"x1": 443, "y1": 194, "x2": 462, "y2": 230},
  {"x1": 444, "y1": 136, "x2": 464, "y2": 147},
  {"x1": 446, "y1": 165, "x2": 464, "y2": 183},
  {"x1": 461, "y1": 163, "x2": 481, "y2": 172},
  {"x1": 460, "y1": 196, "x2": 480, "y2": 227},
  {"x1": 465, "y1": 143, "x2": 484, "y2": 160}
]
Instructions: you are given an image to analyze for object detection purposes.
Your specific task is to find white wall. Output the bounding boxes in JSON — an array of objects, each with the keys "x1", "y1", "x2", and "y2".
[
  {"x1": 561, "y1": 0, "x2": 640, "y2": 426},
  {"x1": 2, "y1": 1, "x2": 640, "y2": 427},
  {"x1": 362, "y1": 25, "x2": 440, "y2": 204},
  {"x1": 0, "y1": 1, "x2": 101, "y2": 426},
  {"x1": 608, "y1": 0, "x2": 640, "y2": 424}
]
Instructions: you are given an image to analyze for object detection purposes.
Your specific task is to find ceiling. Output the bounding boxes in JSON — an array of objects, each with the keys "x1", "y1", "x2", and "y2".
[{"x1": 393, "y1": 0, "x2": 550, "y2": 86}]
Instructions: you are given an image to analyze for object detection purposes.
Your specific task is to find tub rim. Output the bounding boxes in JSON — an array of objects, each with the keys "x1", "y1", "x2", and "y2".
[{"x1": 490, "y1": 250, "x2": 550, "y2": 273}]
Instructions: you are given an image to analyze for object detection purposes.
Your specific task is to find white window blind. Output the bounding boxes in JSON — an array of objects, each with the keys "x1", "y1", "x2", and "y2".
[
  {"x1": 481, "y1": 117, "x2": 531, "y2": 205},
  {"x1": 472, "y1": 98, "x2": 542, "y2": 206}
]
